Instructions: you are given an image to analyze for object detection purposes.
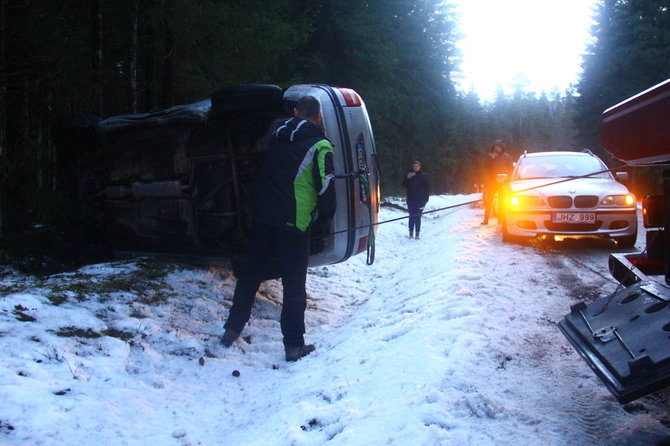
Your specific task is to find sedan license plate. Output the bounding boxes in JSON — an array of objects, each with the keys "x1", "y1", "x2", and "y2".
[{"x1": 552, "y1": 212, "x2": 596, "y2": 223}]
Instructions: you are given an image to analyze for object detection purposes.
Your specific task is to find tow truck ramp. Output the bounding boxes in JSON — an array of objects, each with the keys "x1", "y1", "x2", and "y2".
[{"x1": 559, "y1": 281, "x2": 670, "y2": 403}]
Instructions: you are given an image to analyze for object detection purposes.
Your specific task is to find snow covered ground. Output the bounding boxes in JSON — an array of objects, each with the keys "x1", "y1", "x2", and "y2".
[{"x1": 0, "y1": 194, "x2": 662, "y2": 445}]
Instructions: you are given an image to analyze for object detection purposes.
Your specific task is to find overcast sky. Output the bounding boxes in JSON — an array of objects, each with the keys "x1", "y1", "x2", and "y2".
[{"x1": 450, "y1": 0, "x2": 600, "y2": 101}]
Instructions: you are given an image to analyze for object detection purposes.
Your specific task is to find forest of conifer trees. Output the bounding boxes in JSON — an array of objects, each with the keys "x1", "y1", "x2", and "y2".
[{"x1": 0, "y1": 0, "x2": 669, "y2": 258}]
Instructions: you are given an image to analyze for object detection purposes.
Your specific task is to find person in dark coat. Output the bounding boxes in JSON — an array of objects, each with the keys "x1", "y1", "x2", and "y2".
[
  {"x1": 401, "y1": 160, "x2": 430, "y2": 239},
  {"x1": 482, "y1": 140, "x2": 513, "y2": 225},
  {"x1": 222, "y1": 95, "x2": 336, "y2": 362}
]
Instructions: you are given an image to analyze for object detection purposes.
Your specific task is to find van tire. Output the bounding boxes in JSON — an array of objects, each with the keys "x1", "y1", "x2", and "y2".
[{"x1": 210, "y1": 84, "x2": 283, "y2": 118}]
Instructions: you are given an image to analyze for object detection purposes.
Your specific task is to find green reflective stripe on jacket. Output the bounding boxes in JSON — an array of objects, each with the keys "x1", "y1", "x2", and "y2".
[
  {"x1": 293, "y1": 139, "x2": 333, "y2": 231},
  {"x1": 316, "y1": 141, "x2": 333, "y2": 194}
]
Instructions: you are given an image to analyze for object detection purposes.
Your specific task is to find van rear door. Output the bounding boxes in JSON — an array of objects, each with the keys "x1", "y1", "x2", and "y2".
[{"x1": 283, "y1": 85, "x2": 380, "y2": 266}]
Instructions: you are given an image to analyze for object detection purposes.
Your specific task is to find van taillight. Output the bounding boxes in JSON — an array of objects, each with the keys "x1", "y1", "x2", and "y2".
[
  {"x1": 356, "y1": 236, "x2": 368, "y2": 254},
  {"x1": 337, "y1": 88, "x2": 362, "y2": 106}
]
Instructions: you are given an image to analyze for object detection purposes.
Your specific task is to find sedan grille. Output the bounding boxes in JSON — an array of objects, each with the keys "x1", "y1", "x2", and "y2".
[
  {"x1": 548, "y1": 196, "x2": 572, "y2": 209},
  {"x1": 574, "y1": 195, "x2": 599, "y2": 208},
  {"x1": 545, "y1": 221, "x2": 603, "y2": 232}
]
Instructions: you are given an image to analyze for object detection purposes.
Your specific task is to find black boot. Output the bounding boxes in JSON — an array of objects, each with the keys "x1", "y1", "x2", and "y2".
[
  {"x1": 221, "y1": 329, "x2": 240, "y2": 347},
  {"x1": 285, "y1": 344, "x2": 316, "y2": 362}
]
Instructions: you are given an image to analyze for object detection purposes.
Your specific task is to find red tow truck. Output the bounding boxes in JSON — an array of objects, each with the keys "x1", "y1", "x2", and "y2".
[{"x1": 559, "y1": 78, "x2": 670, "y2": 403}]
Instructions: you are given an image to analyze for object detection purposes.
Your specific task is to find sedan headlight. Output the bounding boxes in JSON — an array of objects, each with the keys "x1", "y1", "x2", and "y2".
[
  {"x1": 508, "y1": 195, "x2": 546, "y2": 207},
  {"x1": 601, "y1": 194, "x2": 636, "y2": 206}
]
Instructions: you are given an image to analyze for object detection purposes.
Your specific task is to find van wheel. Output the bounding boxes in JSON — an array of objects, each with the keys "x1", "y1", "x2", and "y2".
[{"x1": 210, "y1": 84, "x2": 283, "y2": 118}]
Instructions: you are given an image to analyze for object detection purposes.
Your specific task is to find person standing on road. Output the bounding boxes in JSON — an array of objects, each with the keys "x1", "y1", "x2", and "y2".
[
  {"x1": 482, "y1": 140, "x2": 513, "y2": 225},
  {"x1": 401, "y1": 160, "x2": 430, "y2": 239},
  {"x1": 221, "y1": 95, "x2": 336, "y2": 362}
]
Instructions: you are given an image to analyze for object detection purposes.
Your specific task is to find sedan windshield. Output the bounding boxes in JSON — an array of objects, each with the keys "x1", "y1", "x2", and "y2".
[{"x1": 513, "y1": 155, "x2": 611, "y2": 180}]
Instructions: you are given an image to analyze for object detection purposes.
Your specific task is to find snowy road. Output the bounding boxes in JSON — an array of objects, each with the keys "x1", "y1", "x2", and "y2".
[{"x1": 0, "y1": 194, "x2": 662, "y2": 445}]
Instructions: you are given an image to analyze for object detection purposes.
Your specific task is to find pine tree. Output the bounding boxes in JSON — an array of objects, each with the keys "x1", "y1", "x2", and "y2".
[{"x1": 575, "y1": 0, "x2": 670, "y2": 152}]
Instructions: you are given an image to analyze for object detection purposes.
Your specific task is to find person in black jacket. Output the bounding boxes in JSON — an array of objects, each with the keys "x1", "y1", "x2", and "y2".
[
  {"x1": 401, "y1": 160, "x2": 429, "y2": 239},
  {"x1": 482, "y1": 140, "x2": 513, "y2": 225},
  {"x1": 222, "y1": 95, "x2": 336, "y2": 362}
]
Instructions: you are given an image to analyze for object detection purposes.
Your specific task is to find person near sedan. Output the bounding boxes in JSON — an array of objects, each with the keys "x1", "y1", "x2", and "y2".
[
  {"x1": 221, "y1": 95, "x2": 336, "y2": 362},
  {"x1": 401, "y1": 160, "x2": 430, "y2": 239},
  {"x1": 482, "y1": 140, "x2": 513, "y2": 225}
]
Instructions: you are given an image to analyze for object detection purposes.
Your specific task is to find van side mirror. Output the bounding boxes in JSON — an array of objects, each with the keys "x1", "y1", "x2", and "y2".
[
  {"x1": 496, "y1": 173, "x2": 508, "y2": 183},
  {"x1": 615, "y1": 171, "x2": 629, "y2": 182}
]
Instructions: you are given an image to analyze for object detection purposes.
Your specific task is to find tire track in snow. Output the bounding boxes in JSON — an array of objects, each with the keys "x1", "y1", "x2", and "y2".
[
  {"x1": 561, "y1": 360, "x2": 616, "y2": 444},
  {"x1": 537, "y1": 251, "x2": 631, "y2": 445}
]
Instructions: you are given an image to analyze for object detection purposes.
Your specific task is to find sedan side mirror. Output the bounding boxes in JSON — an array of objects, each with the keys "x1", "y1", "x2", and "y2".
[
  {"x1": 496, "y1": 173, "x2": 508, "y2": 183},
  {"x1": 615, "y1": 171, "x2": 629, "y2": 182}
]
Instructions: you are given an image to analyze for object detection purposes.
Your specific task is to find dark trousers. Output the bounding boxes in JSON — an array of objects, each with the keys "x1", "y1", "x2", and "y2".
[
  {"x1": 407, "y1": 201, "x2": 425, "y2": 234},
  {"x1": 224, "y1": 222, "x2": 310, "y2": 347},
  {"x1": 483, "y1": 183, "x2": 501, "y2": 222}
]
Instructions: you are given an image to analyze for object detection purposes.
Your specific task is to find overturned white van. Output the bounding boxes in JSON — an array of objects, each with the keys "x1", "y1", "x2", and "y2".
[{"x1": 90, "y1": 84, "x2": 380, "y2": 267}]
